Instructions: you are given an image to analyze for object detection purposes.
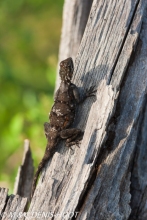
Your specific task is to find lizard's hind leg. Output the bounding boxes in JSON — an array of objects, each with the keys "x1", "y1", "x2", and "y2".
[{"x1": 60, "y1": 128, "x2": 83, "y2": 147}]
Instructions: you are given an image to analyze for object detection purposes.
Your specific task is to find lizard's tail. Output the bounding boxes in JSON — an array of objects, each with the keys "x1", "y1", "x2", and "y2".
[
  {"x1": 31, "y1": 147, "x2": 54, "y2": 198},
  {"x1": 31, "y1": 160, "x2": 44, "y2": 198}
]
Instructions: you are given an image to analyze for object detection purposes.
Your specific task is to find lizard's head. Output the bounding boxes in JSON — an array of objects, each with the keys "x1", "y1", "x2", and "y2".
[{"x1": 59, "y1": 57, "x2": 74, "y2": 82}]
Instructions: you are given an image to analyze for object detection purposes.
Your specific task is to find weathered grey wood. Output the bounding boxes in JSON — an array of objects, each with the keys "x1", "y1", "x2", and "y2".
[
  {"x1": 110, "y1": 0, "x2": 143, "y2": 89},
  {"x1": 56, "y1": 0, "x2": 93, "y2": 89},
  {"x1": 13, "y1": 140, "x2": 34, "y2": 201},
  {"x1": 129, "y1": 97, "x2": 147, "y2": 218},
  {"x1": 76, "y1": 2, "x2": 147, "y2": 219},
  {"x1": 1, "y1": 195, "x2": 27, "y2": 220},
  {"x1": 0, "y1": 188, "x2": 8, "y2": 215},
  {"x1": 129, "y1": 10, "x2": 147, "y2": 219},
  {"x1": 77, "y1": 6, "x2": 147, "y2": 217},
  {"x1": 59, "y1": 0, "x2": 93, "y2": 61},
  {"x1": 0, "y1": 140, "x2": 32, "y2": 220},
  {"x1": 28, "y1": 0, "x2": 147, "y2": 219},
  {"x1": 136, "y1": 186, "x2": 147, "y2": 220}
]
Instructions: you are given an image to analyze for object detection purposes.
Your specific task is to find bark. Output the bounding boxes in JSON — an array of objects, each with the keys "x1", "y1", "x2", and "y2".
[{"x1": 1, "y1": 0, "x2": 147, "y2": 219}]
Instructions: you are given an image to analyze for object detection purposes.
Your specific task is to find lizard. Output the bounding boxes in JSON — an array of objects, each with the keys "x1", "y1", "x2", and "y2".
[{"x1": 31, "y1": 57, "x2": 96, "y2": 198}]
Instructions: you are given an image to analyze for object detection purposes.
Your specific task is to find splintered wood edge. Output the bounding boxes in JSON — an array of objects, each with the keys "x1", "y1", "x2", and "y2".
[
  {"x1": 0, "y1": 188, "x2": 8, "y2": 214},
  {"x1": 1, "y1": 195, "x2": 27, "y2": 220},
  {"x1": 13, "y1": 139, "x2": 34, "y2": 200}
]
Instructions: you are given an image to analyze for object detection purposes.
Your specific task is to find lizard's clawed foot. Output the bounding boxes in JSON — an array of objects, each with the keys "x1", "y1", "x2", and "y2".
[
  {"x1": 60, "y1": 128, "x2": 83, "y2": 148},
  {"x1": 80, "y1": 86, "x2": 97, "y2": 103},
  {"x1": 65, "y1": 130, "x2": 83, "y2": 149},
  {"x1": 85, "y1": 85, "x2": 97, "y2": 98},
  {"x1": 66, "y1": 140, "x2": 81, "y2": 148}
]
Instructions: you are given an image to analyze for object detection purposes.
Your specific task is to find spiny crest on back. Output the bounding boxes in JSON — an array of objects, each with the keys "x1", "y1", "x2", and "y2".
[{"x1": 59, "y1": 57, "x2": 74, "y2": 82}]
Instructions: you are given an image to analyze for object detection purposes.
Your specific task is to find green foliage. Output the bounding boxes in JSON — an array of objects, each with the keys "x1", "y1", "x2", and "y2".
[{"x1": 0, "y1": 0, "x2": 64, "y2": 193}]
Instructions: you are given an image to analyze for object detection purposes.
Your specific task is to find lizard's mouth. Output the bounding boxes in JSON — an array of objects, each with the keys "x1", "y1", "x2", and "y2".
[
  {"x1": 59, "y1": 57, "x2": 74, "y2": 81},
  {"x1": 68, "y1": 57, "x2": 74, "y2": 72},
  {"x1": 67, "y1": 57, "x2": 74, "y2": 79}
]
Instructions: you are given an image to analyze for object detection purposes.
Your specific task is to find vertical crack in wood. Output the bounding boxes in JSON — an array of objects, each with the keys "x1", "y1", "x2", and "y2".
[{"x1": 108, "y1": 0, "x2": 140, "y2": 84}]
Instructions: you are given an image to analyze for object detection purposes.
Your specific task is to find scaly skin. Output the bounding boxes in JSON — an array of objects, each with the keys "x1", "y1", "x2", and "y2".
[{"x1": 31, "y1": 57, "x2": 96, "y2": 198}]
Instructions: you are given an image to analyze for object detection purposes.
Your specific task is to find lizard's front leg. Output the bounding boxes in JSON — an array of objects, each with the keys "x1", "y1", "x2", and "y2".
[
  {"x1": 71, "y1": 84, "x2": 97, "y2": 104},
  {"x1": 60, "y1": 128, "x2": 83, "y2": 147}
]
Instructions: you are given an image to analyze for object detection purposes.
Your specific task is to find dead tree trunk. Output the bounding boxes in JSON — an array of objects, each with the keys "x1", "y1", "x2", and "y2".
[
  {"x1": 0, "y1": 0, "x2": 147, "y2": 220},
  {"x1": 30, "y1": 0, "x2": 147, "y2": 219}
]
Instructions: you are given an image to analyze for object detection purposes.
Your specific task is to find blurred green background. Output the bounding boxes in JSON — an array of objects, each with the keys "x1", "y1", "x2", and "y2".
[{"x1": 0, "y1": 0, "x2": 64, "y2": 193}]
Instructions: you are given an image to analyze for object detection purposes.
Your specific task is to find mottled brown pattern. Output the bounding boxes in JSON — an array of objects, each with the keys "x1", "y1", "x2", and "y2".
[{"x1": 31, "y1": 57, "x2": 96, "y2": 198}]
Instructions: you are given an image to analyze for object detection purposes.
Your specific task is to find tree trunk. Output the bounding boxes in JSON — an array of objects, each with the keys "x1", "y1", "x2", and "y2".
[{"x1": 1, "y1": 0, "x2": 147, "y2": 219}]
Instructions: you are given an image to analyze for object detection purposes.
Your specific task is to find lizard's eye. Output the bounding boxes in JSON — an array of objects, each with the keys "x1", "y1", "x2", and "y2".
[{"x1": 60, "y1": 62, "x2": 63, "y2": 67}]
